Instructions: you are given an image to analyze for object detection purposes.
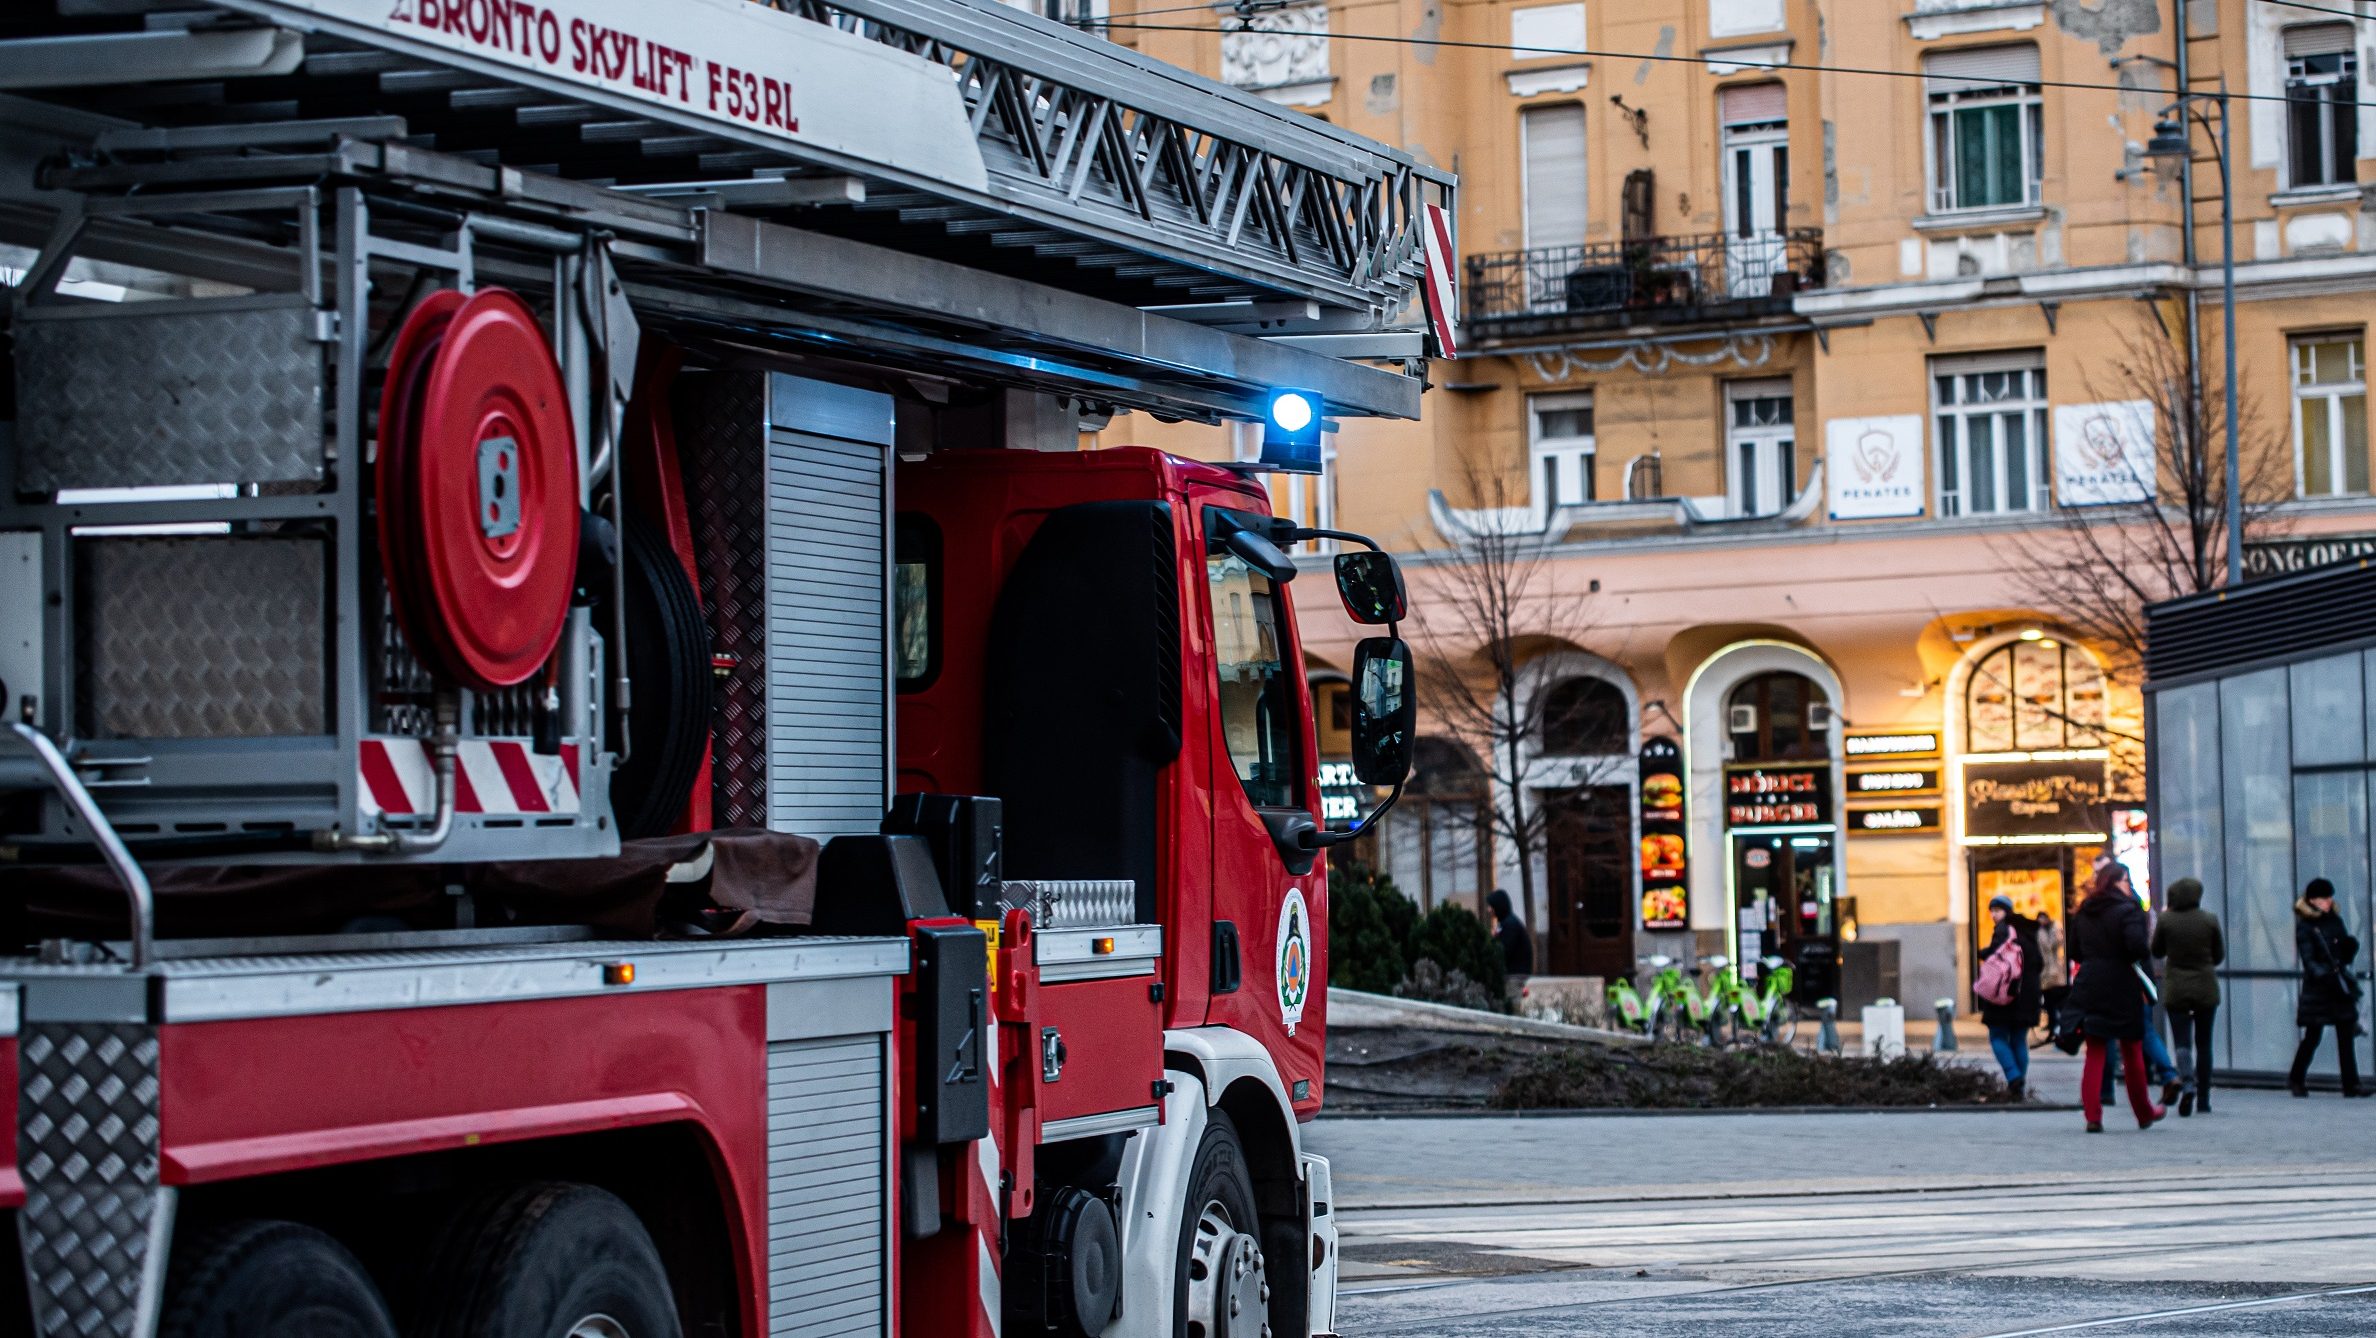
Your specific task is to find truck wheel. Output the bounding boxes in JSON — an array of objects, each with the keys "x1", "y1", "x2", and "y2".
[
  {"x1": 415, "y1": 1182, "x2": 681, "y2": 1338},
  {"x1": 161, "y1": 1220, "x2": 397, "y2": 1338},
  {"x1": 1174, "y1": 1111, "x2": 1270, "y2": 1338}
]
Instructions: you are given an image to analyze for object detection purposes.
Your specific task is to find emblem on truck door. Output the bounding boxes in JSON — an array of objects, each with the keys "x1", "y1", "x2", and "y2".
[{"x1": 1276, "y1": 887, "x2": 1311, "y2": 1033}]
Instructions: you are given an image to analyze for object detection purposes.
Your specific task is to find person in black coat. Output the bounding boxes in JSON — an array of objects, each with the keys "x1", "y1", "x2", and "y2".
[
  {"x1": 2289, "y1": 878, "x2": 2369, "y2": 1098},
  {"x1": 2067, "y1": 863, "x2": 2164, "y2": 1131},
  {"x1": 1485, "y1": 888, "x2": 1533, "y2": 996},
  {"x1": 1977, "y1": 894, "x2": 2044, "y2": 1098}
]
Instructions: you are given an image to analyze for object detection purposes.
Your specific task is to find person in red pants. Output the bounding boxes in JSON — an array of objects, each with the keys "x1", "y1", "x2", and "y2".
[{"x1": 2067, "y1": 862, "x2": 2165, "y2": 1132}]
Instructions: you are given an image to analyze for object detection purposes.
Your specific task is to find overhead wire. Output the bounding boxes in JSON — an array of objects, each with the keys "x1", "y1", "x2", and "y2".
[{"x1": 1087, "y1": 11, "x2": 2376, "y2": 111}]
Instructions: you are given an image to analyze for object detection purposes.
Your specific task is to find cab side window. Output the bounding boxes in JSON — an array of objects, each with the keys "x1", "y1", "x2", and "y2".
[{"x1": 1204, "y1": 509, "x2": 1305, "y2": 809}]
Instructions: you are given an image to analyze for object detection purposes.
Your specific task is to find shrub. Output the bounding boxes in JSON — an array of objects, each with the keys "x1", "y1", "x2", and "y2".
[
  {"x1": 1326, "y1": 860, "x2": 1415, "y2": 994},
  {"x1": 1407, "y1": 902, "x2": 1506, "y2": 1001}
]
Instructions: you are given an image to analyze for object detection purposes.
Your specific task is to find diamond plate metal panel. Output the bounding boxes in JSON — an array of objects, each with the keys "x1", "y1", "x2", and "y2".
[
  {"x1": 14, "y1": 303, "x2": 325, "y2": 492},
  {"x1": 675, "y1": 372, "x2": 770, "y2": 830},
  {"x1": 77, "y1": 537, "x2": 327, "y2": 740},
  {"x1": 17, "y1": 1023, "x2": 168, "y2": 1338}
]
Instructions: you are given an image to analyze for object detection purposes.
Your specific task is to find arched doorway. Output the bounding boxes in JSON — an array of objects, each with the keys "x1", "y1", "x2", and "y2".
[
  {"x1": 1684, "y1": 642, "x2": 1845, "y2": 1004},
  {"x1": 1378, "y1": 737, "x2": 1493, "y2": 913},
  {"x1": 1723, "y1": 670, "x2": 1840, "y2": 1001},
  {"x1": 1955, "y1": 632, "x2": 2114, "y2": 983},
  {"x1": 1537, "y1": 674, "x2": 1634, "y2": 977}
]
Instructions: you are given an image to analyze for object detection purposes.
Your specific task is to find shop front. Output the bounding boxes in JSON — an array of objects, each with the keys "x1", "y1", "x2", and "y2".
[
  {"x1": 1960, "y1": 753, "x2": 2112, "y2": 969},
  {"x1": 1725, "y1": 760, "x2": 1839, "y2": 1002}
]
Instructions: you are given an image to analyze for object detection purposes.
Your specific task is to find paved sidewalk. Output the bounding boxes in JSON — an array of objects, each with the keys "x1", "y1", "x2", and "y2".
[{"x1": 1311, "y1": 1079, "x2": 2376, "y2": 1335}]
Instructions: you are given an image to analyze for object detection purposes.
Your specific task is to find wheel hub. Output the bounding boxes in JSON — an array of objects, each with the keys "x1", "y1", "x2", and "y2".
[{"x1": 1184, "y1": 1203, "x2": 1270, "y2": 1338}]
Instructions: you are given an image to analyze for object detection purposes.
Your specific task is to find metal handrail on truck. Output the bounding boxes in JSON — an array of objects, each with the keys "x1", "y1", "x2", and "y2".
[{"x1": 4, "y1": 721, "x2": 155, "y2": 968}]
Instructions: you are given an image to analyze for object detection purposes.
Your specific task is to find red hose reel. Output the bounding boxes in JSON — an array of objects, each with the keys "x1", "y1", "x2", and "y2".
[{"x1": 377, "y1": 288, "x2": 579, "y2": 691}]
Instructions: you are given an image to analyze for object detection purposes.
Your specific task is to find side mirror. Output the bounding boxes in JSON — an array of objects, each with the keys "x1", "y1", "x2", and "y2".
[
  {"x1": 1350, "y1": 635, "x2": 1416, "y2": 785},
  {"x1": 1333, "y1": 550, "x2": 1406, "y2": 624},
  {"x1": 1221, "y1": 526, "x2": 1297, "y2": 583}
]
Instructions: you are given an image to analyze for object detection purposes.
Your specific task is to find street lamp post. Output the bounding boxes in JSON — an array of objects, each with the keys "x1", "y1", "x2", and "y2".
[{"x1": 2145, "y1": 89, "x2": 2244, "y2": 587}]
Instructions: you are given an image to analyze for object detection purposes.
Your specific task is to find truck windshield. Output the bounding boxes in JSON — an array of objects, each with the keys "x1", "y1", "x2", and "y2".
[{"x1": 1204, "y1": 510, "x2": 1304, "y2": 809}]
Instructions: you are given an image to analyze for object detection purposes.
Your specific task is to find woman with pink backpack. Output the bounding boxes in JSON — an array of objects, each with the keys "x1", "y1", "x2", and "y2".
[{"x1": 1977, "y1": 893, "x2": 2044, "y2": 1099}]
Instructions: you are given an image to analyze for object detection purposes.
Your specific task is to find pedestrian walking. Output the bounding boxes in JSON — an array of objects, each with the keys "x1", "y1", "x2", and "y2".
[
  {"x1": 1976, "y1": 893, "x2": 2043, "y2": 1099},
  {"x1": 2151, "y1": 876, "x2": 2223, "y2": 1116},
  {"x1": 2288, "y1": 878, "x2": 2369, "y2": 1098},
  {"x1": 2036, "y1": 910, "x2": 2070, "y2": 1040},
  {"x1": 2068, "y1": 861, "x2": 2165, "y2": 1132},
  {"x1": 1486, "y1": 888, "x2": 1534, "y2": 999}
]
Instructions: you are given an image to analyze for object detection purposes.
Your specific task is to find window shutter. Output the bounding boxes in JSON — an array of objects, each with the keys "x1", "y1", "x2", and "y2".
[
  {"x1": 1923, "y1": 44, "x2": 2041, "y2": 95},
  {"x1": 1720, "y1": 81, "x2": 1789, "y2": 125},
  {"x1": 1932, "y1": 348, "x2": 2045, "y2": 378},
  {"x1": 2286, "y1": 23, "x2": 2356, "y2": 58},
  {"x1": 1521, "y1": 103, "x2": 1589, "y2": 249}
]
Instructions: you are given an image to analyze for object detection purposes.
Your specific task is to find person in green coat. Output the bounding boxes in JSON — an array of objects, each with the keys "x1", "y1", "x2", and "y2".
[{"x1": 2150, "y1": 876, "x2": 2223, "y2": 1116}]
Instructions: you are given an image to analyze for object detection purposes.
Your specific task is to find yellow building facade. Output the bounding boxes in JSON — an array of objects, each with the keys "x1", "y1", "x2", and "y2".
[{"x1": 1096, "y1": 0, "x2": 2376, "y2": 1011}]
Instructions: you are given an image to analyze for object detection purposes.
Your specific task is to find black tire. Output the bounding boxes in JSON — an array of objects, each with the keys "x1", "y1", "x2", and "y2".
[
  {"x1": 414, "y1": 1182, "x2": 681, "y2": 1338},
  {"x1": 161, "y1": 1220, "x2": 397, "y2": 1338},
  {"x1": 1173, "y1": 1111, "x2": 1261, "y2": 1338}
]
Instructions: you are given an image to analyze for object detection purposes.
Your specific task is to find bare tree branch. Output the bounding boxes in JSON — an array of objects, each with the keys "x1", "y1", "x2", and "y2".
[{"x1": 1407, "y1": 450, "x2": 1627, "y2": 926}]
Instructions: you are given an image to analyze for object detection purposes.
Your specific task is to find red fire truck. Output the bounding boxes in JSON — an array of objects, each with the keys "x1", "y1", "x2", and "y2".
[{"x1": 0, "y1": 1, "x2": 1452, "y2": 1336}]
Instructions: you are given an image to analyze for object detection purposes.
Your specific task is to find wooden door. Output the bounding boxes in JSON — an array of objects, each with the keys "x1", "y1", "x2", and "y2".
[{"x1": 1545, "y1": 786, "x2": 1634, "y2": 977}]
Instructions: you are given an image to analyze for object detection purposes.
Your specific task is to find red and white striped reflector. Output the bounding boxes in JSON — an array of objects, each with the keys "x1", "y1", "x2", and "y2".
[
  {"x1": 1420, "y1": 201, "x2": 1461, "y2": 360},
  {"x1": 359, "y1": 738, "x2": 581, "y2": 817}
]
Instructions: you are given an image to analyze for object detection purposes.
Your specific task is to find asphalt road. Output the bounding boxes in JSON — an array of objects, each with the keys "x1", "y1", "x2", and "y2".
[{"x1": 1309, "y1": 1055, "x2": 2376, "y2": 1336}]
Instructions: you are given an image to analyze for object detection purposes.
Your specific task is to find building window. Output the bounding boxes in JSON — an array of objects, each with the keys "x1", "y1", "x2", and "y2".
[
  {"x1": 2286, "y1": 25, "x2": 2360, "y2": 189},
  {"x1": 1966, "y1": 637, "x2": 2107, "y2": 754},
  {"x1": 1933, "y1": 352, "x2": 2048, "y2": 516},
  {"x1": 1521, "y1": 103, "x2": 1589, "y2": 251},
  {"x1": 1924, "y1": 45, "x2": 2043, "y2": 213},
  {"x1": 1541, "y1": 676, "x2": 1628, "y2": 755},
  {"x1": 2294, "y1": 334, "x2": 2369, "y2": 497},
  {"x1": 1529, "y1": 391, "x2": 1595, "y2": 517},
  {"x1": 1726, "y1": 379, "x2": 1796, "y2": 518},
  {"x1": 1728, "y1": 671, "x2": 1831, "y2": 762},
  {"x1": 1380, "y1": 738, "x2": 1493, "y2": 912}
]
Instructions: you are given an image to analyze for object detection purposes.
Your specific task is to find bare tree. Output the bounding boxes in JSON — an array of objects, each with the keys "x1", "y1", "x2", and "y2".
[
  {"x1": 1408, "y1": 449, "x2": 1625, "y2": 932},
  {"x1": 2005, "y1": 312, "x2": 2291, "y2": 682}
]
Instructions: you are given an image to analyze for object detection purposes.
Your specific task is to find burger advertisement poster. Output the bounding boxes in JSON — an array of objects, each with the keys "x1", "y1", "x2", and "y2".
[{"x1": 1639, "y1": 737, "x2": 1689, "y2": 931}]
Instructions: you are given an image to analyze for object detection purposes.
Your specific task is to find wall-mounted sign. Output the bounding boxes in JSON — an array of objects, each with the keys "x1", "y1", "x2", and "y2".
[
  {"x1": 1317, "y1": 760, "x2": 1375, "y2": 830},
  {"x1": 1826, "y1": 414, "x2": 1926, "y2": 520},
  {"x1": 1851, "y1": 805, "x2": 1942, "y2": 835},
  {"x1": 1639, "y1": 737, "x2": 1689, "y2": 931},
  {"x1": 1844, "y1": 729, "x2": 1941, "y2": 759},
  {"x1": 2244, "y1": 532, "x2": 2376, "y2": 581},
  {"x1": 1963, "y1": 757, "x2": 2108, "y2": 841},
  {"x1": 1725, "y1": 763, "x2": 1833, "y2": 829},
  {"x1": 1849, "y1": 767, "x2": 1941, "y2": 797},
  {"x1": 2052, "y1": 400, "x2": 2156, "y2": 506}
]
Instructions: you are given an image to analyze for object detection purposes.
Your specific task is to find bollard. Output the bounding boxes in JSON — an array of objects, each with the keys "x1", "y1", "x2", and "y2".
[
  {"x1": 1934, "y1": 998, "x2": 1958, "y2": 1052},
  {"x1": 1816, "y1": 997, "x2": 1842, "y2": 1054}
]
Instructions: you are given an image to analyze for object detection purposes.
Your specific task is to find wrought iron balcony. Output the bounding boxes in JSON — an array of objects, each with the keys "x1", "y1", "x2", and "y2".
[{"x1": 1463, "y1": 229, "x2": 1826, "y2": 340}]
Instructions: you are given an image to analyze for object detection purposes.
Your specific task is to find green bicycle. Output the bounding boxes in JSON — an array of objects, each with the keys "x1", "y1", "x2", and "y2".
[
  {"x1": 1605, "y1": 954, "x2": 1681, "y2": 1036},
  {"x1": 1721, "y1": 955, "x2": 1801, "y2": 1047},
  {"x1": 1662, "y1": 954, "x2": 1729, "y2": 1046}
]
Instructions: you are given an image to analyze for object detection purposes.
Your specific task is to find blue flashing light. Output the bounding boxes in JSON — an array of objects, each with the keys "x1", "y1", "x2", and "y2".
[{"x1": 1268, "y1": 390, "x2": 1316, "y2": 435}]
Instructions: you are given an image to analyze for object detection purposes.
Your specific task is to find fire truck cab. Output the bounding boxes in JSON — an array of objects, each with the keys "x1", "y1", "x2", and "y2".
[{"x1": 0, "y1": 1, "x2": 1451, "y2": 1336}]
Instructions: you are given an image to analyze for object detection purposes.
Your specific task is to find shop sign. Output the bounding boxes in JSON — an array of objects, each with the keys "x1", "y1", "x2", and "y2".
[
  {"x1": 1825, "y1": 415, "x2": 1925, "y2": 520},
  {"x1": 1317, "y1": 760, "x2": 1375, "y2": 829},
  {"x1": 2243, "y1": 532, "x2": 2376, "y2": 581},
  {"x1": 1638, "y1": 737, "x2": 1689, "y2": 931},
  {"x1": 1849, "y1": 767, "x2": 1940, "y2": 797},
  {"x1": 1851, "y1": 805, "x2": 1942, "y2": 835},
  {"x1": 1844, "y1": 729, "x2": 1941, "y2": 760},
  {"x1": 1725, "y1": 764, "x2": 1832, "y2": 829},
  {"x1": 1963, "y1": 758, "x2": 2108, "y2": 840},
  {"x1": 2052, "y1": 400, "x2": 2156, "y2": 506}
]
